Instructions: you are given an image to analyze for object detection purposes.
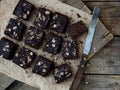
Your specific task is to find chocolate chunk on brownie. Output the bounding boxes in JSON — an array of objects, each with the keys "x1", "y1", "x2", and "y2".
[
  {"x1": 67, "y1": 21, "x2": 88, "y2": 39},
  {"x1": 53, "y1": 64, "x2": 72, "y2": 83},
  {"x1": 0, "y1": 37, "x2": 18, "y2": 60},
  {"x1": 62, "y1": 40, "x2": 78, "y2": 59},
  {"x1": 25, "y1": 26, "x2": 44, "y2": 49},
  {"x1": 49, "y1": 12, "x2": 69, "y2": 33},
  {"x1": 33, "y1": 8, "x2": 52, "y2": 29},
  {"x1": 13, "y1": 47, "x2": 36, "y2": 69},
  {"x1": 4, "y1": 18, "x2": 26, "y2": 41},
  {"x1": 33, "y1": 56, "x2": 54, "y2": 77},
  {"x1": 13, "y1": 0, "x2": 34, "y2": 20},
  {"x1": 43, "y1": 32, "x2": 62, "y2": 54}
]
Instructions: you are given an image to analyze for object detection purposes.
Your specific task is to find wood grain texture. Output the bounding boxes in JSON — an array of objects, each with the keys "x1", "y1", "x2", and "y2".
[
  {"x1": 0, "y1": 74, "x2": 14, "y2": 90},
  {"x1": 83, "y1": 2, "x2": 120, "y2": 35},
  {"x1": 80, "y1": 75, "x2": 120, "y2": 90},
  {"x1": 6, "y1": 81, "x2": 39, "y2": 90},
  {"x1": 85, "y1": 37, "x2": 120, "y2": 74}
]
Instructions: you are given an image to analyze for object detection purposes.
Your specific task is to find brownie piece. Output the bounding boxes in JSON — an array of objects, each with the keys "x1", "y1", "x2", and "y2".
[
  {"x1": 33, "y1": 8, "x2": 52, "y2": 29},
  {"x1": 33, "y1": 56, "x2": 54, "y2": 77},
  {"x1": 25, "y1": 26, "x2": 44, "y2": 49},
  {"x1": 43, "y1": 33, "x2": 62, "y2": 54},
  {"x1": 49, "y1": 12, "x2": 69, "y2": 33},
  {"x1": 4, "y1": 18, "x2": 26, "y2": 41},
  {"x1": 67, "y1": 21, "x2": 88, "y2": 39},
  {"x1": 62, "y1": 40, "x2": 78, "y2": 59},
  {"x1": 53, "y1": 64, "x2": 72, "y2": 83},
  {"x1": 13, "y1": 47, "x2": 36, "y2": 69},
  {"x1": 13, "y1": 0, "x2": 34, "y2": 20},
  {"x1": 0, "y1": 37, "x2": 18, "y2": 60}
]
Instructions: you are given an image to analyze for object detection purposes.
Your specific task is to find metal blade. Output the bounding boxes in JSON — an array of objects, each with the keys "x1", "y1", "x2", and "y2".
[{"x1": 83, "y1": 6, "x2": 100, "y2": 55}]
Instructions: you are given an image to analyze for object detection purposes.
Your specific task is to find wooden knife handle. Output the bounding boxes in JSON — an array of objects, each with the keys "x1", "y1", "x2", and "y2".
[{"x1": 70, "y1": 56, "x2": 87, "y2": 90}]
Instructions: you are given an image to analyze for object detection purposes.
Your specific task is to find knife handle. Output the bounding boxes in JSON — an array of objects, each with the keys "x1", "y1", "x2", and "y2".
[{"x1": 70, "y1": 56, "x2": 87, "y2": 90}]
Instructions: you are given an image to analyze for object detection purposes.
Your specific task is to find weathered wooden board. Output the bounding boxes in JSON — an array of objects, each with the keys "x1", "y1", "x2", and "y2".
[
  {"x1": 0, "y1": 0, "x2": 112, "y2": 90},
  {"x1": 5, "y1": 81, "x2": 39, "y2": 90},
  {"x1": 80, "y1": 75, "x2": 120, "y2": 90},
  {"x1": 0, "y1": 74, "x2": 14, "y2": 90},
  {"x1": 83, "y1": 2, "x2": 120, "y2": 36},
  {"x1": 85, "y1": 37, "x2": 120, "y2": 74}
]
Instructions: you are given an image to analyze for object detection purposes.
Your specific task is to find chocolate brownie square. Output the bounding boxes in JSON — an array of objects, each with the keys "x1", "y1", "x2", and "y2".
[
  {"x1": 33, "y1": 8, "x2": 52, "y2": 29},
  {"x1": 13, "y1": 47, "x2": 36, "y2": 69},
  {"x1": 33, "y1": 56, "x2": 54, "y2": 77},
  {"x1": 0, "y1": 37, "x2": 18, "y2": 60},
  {"x1": 43, "y1": 32, "x2": 62, "y2": 54},
  {"x1": 4, "y1": 18, "x2": 26, "y2": 41},
  {"x1": 13, "y1": 0, "x2": 34, "y2": 20},
  {"x1": 62, "y1": 40, "x2": 78, "y2": 59},
  {"x1": 67, "y1": 21, "x2": 88, "y2": 39},
  {"x1": 25, "y1": 26, "x2": 44, "y2": 49},
  {"x1": 53, "y1": 64, "x2": 72, "y2": 83},
  {"x1": 49, "y1": 12, "x2": 69, "y2": 33}
]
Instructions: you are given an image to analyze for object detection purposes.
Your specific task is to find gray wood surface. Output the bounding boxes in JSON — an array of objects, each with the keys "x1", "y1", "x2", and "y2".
[
  {"x1": 0, "y1": 74, "x2": 14, "y2": 90},
  {"x1": 0, "y1": 0, "x2": 119, "y2": 90},
  {"x1": 81, "y1": 75, "x2": 120, "y2": 90}
]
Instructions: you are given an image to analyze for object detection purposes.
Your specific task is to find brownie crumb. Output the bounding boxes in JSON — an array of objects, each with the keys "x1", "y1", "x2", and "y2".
[{"x1": 77, "y1": 13, "x2": 81, "y2": 18}]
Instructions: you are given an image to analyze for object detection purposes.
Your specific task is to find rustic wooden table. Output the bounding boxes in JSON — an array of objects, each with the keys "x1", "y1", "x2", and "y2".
[{"x1": 0, "y1": 0, "x2": 120, "y2": 90}]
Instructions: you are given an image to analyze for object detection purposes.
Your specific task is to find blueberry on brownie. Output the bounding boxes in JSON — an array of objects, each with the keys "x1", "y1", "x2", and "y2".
[
  {"x1": 0, "y1": 37, "x2": 18, "y2": 60},
  {"x1": 13, "y1": 0, "x2": 34, "y2": 20},
  {"x1": 25, "y1": 26, "x2": 44, "y2": 49},
  {"x1": 53, "y1": 64, "x2": 72, "y2": 83},
  {"x1": 33, "y1": 8, "x2": 52, "y2": 29},
  {"x1": 62, "y1": 40, "x2": 78, "y2": 59},
  {"x1": 49, "y1": 12, "x2": 69, "y2": 33},
  {"x1": 4, "y1": 18, "x2": 26, "y2": 41},
  {"x1": 33, "y1": 56, "x2": 54, "y2": 77},
  {"x1": 13, "y1": 47, "x2": 36, "y2": 69},
  {"x1": 43, "y1": 32, "x2": 62, "y2": 54}
]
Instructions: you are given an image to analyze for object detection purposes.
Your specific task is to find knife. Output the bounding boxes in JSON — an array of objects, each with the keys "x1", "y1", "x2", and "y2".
[{"x1": 70, "y1": 6, "x2": 100, "y2": 90}]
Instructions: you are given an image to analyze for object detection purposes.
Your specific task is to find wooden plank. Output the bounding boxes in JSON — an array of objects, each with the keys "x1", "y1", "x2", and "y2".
[
  {"x1": 80, "y1": 75, "x2": 120, "y2": 90},
  {"x1": 83, "y1": 2, "x2": 120, "y2": 35},
  {"x1": 0, "y1": 73, "x2": 15, "y2": 90},
  {"x1": 60, "y1": 0, "x2": 91, "y2": 13},
  {"x1": 62, "y1": 1, "x2": 120, "y2": 35},
  {"x1": 85, "y1": 37, "x2": 120, "y2": 74},
  {"x1": 6, "y1": 81, "x2": 39, "y2": 90},
  {"x1": 59, "y1": 0, "x2": 84, "y2": 9}
]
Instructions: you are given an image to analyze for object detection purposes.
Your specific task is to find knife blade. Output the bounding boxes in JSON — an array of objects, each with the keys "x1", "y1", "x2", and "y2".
[{"x1": 70, "y1": 6, "x2": 100, "y2": 90}]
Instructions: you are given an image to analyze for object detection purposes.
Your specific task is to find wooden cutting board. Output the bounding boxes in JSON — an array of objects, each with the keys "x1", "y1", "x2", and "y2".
[{"x1": 0, "y1": 0, "x2": 113, "y2": 90}]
